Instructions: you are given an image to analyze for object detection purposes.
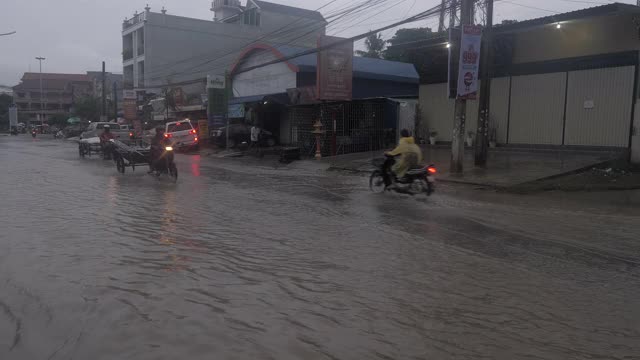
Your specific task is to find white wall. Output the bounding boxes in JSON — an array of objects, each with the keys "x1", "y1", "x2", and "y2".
[{"x1": 232, "y1": 49, "x2": 296, "y2": 97}]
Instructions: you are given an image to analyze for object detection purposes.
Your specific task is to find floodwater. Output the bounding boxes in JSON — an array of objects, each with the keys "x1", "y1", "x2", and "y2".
[{"x1": 1, "y1": 135, "x2": 639, "y2": 360}]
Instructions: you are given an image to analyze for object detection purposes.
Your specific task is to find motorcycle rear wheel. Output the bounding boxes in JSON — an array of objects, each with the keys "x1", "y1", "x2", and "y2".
[{"x1": 369, "y1": 171, "x2": 386, "y2": 193}]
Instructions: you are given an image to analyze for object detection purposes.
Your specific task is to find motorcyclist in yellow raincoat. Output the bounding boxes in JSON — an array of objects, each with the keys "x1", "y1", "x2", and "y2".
[{"x1": 385, "y1": 129, "x2": 423, "y2": 179}]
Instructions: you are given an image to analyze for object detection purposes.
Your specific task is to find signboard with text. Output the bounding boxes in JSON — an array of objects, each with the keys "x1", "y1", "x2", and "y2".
[
  {"x1": 456, "y1": 25, "x2": 482, "y2": 100},
  {"x1": 228, "y1": 104, "x2": 245, "y2": 119},
  {"x1": 317, "y1": 36, "x2": 353, "y2": 101},
  {"x1": 123, "y1": 99, "x2": 137, "y2": 121},
  {"x1": 198, "y1": 119, "x2": 209, "y2": 140}
]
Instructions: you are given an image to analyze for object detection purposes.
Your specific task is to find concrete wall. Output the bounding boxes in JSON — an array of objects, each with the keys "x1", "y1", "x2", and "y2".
[
  {"x1": 512, "y1": 14, "x2": 639, "y2": 64},
  {"x1": 140, "y1": 11, "x2": 324, "y2": 90},
  {"x1": 418, "y1": 83, "x2": 478, "y2": 143},
  {"x1": 232, "y1": 49, "x2": 296, "y2": 97}
]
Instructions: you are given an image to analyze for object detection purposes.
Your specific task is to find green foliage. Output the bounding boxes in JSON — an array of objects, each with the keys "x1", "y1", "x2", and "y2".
[
  {"x1": 355, "y1": 32, "x2": 385, "y2": 59},
  {"x1": 383, "y1": 27, "x2": 434, "y2": 79},
  {"x1": 73, "y1": 95, "x2": 101, "y2": 121}
]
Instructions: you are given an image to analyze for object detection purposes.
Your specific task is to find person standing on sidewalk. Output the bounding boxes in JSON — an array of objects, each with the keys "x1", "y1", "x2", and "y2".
[{"x1": 250, "y1": 124, "x2": 261, "y2": 156}]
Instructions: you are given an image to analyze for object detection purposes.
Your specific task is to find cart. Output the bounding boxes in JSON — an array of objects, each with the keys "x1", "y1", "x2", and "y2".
[
  {"x1": 78, "y1": 137, "x2": 105, "y2": 158},
  {"x1": 109, "y1": 139, "x2": 151, "y2": 173}
]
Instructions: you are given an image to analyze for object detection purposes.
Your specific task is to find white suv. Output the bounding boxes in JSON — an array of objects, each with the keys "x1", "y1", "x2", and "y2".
[{"x1": 164, "y1": 120, "x2": 199, "y2": 151}]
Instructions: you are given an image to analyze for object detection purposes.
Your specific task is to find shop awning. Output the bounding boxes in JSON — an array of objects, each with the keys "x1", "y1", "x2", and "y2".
[{"x1": 228, "y1": 93, "x2": 290, "y2": 105}]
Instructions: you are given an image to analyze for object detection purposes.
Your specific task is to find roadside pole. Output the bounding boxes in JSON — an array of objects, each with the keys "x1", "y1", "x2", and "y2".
[
  {"x1": 474, "y1": 0, "x2": 494, "y2": 166},
  {"x1": 112, "y1": 82, "x2": 118, "y2": 121},
  {"x1": 450, "y1": 0, "x2": 474, "y2": 174},
  {"x1": 225, "y1": 71, "x2": 231, "y2": 151},
  {"x1": 101, "y1": 61, "x2": 107, "y2": 121}
]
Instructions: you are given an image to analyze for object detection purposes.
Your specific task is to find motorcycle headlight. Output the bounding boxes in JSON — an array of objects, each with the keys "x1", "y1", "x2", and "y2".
[{"x1": 165, "y1": 146, "x2": 173, "y2": 151}]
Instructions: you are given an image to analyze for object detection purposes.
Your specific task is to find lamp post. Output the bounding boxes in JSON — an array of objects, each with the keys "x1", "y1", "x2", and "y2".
[{"x1": 36, "y1": 57, "x2": 46, "y2": 125}]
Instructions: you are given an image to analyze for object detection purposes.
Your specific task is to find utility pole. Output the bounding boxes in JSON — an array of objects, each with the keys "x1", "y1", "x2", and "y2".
[
  {"x1": 449, "y1": 0, "x2": 458, "y2": 30},
  {"x1": 475, "y1": 0, "x2": 494, "y2": 166},
  {"x1": 438, "y1": 0, "x2": 447, "y2": 32},
  {"x1": 113, "y1": 82, "x2": 118, "y2": 121},
  {"x1": 450, "y1": 0, "x2": 473, "y2": 174},
  {"x1": 35, "y1": 57, "x2": 45, "y2": 126},
  {"x1": 101, "y1": 61, "x2": 107, "y2": 121}
]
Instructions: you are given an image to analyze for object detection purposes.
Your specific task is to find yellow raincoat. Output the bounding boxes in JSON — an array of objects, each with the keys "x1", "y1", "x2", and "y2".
[{"x1": 386, "y1": 136, "x2": 423, "y2": 178}]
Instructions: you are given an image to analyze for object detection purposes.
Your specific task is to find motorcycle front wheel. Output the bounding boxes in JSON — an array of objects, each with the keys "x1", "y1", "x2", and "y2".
[
  {"x1": 369, "y1": 171, "x2": 386, "y2": 193},
  {"x1": 169, "y1": 162, "x2": 178, "y2": 182}
]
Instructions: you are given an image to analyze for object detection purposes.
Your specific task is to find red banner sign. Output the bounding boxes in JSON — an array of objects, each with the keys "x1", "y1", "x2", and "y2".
[{"x1": 317, "y1": 36, "x2": 353, "y2": 101}]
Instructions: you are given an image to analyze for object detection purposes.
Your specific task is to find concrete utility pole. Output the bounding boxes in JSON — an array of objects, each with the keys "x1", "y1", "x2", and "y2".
[
  {"x1": 475, "y1": 0, "x2": 493, "y2": 166},
  {"x1": 449, "y1": 0, "x2": 458, "y2": 30},
  {"x1": 450, "y1": 0, "x2": 473, "y2": 174},
  {"x1": 102, "y1": 61, "x2": 107, "y2": 120},
  {"x1": 438, "y1": 0, "x2": 447, "y2": 32},
  {"x1": 113, "y1": 82, "x2": 118, "y2": 121},
  {"x1": 35, "y1": 57, "x2": 45, "y2": 125}
]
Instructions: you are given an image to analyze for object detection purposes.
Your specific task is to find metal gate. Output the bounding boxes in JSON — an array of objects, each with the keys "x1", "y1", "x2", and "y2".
[{"x1": 289, "y1": 100, "x2": 386, "y2": 157}]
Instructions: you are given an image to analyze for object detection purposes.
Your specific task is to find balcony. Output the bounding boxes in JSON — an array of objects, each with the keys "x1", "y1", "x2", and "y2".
[
  {"x1": 123, "y1": 49, "x2": 134, "y2": 61},
  {"x1": 137, "y1": 46, "x2": 144, "y2": 56}
]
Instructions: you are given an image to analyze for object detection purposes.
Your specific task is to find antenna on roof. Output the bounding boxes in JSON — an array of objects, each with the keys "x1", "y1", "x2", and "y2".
[
  {"x1": 161, "y1": 6, "x2": 167, "y2": 14},
  {"x1": 145, "y1": 4, "x2": 151, "y2": 12}
]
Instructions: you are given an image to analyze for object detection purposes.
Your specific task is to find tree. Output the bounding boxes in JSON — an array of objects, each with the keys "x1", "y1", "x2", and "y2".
[
  {"x1": 355, "y1": 32, "x2": 385, "y2": 59},
  {"x1": 73, "y1": 95, "x2": 101, "y2": 122},
  {"x1": 0, "y1": 94, "x2": 12, "y2": 130},
  {"x1": 384, "y1": 27, "x2": 435, "y2": 80}
]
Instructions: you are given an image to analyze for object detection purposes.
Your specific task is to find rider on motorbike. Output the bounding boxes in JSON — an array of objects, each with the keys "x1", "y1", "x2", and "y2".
[
  {"x1": 99, "y1": 125, "x2": 116, "y2": 144},
  {"x1": 385, "y1": 129, "x2": 422, "y2": 180},
  {"x1": 150, "y1": 126, "x2": 170, "y2": 171}
]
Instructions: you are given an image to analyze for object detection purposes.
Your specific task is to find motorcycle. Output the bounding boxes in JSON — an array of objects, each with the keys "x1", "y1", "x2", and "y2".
[
  {"x1": 31, "y1": 130, "x2": 37, "y2": 138},
  {"x1": 150, "y1": 144, "x2": 178, "y2": 180},
  {"x1": 54, "y1": 130, "x2": 64, "y2": 139},
  {"x1": 369, "y1": 154, "x2": 436, "y2": 195}
]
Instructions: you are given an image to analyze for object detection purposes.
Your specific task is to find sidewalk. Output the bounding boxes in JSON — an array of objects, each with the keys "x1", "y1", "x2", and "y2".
[{"x1": 325, "y1": 146, "x2": 625, "y2": 189}]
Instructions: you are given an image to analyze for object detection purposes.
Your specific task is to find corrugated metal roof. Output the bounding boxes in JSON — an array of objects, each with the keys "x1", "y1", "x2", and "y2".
[
  {"x1": 274, "y1": 45, "x2": 419, "y2": 83},
  {"x1": 252, "y1": 1, "x2": 325, "y2": 22}
]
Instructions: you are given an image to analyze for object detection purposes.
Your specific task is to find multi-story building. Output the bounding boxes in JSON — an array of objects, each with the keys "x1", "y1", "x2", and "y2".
[
  {"x1": 86, "y1": 71, "x2": 124, "y2": 113},
  {"x1": 121, "y1": 0, "x2": 326, "y2": 100},
  {"x1": 12, "y1": 73, "x2": 93, "y2": 123}
]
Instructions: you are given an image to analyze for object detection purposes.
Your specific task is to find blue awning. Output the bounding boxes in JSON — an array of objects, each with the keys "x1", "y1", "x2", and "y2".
[{"x1": 228, "y1": 93, "x2": 290, "y2": 105}]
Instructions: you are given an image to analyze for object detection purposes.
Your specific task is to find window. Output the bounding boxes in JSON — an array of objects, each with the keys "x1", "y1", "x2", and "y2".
[
  {"x1": 167, "y1": 122, "x2": 194, "y2": 133},
  {"x1": 243, "y1": 8, "x2": 260, "y2": 26}
]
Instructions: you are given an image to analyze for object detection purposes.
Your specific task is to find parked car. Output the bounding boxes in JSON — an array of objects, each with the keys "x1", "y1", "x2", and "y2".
[
  {"x1": 213, "y1": 124, "x2": 277, "y2": 148},
  {"x1": 164, "y1": 120, "x2": 199, "y2": 151}
]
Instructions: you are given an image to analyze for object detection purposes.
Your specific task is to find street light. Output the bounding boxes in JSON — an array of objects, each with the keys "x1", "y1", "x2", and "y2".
[{"x1": 36, "y1": 56, "x2": 45, "y2": 125}]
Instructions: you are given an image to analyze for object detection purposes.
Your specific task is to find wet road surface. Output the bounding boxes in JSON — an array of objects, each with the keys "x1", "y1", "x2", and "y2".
[{"x1": 1, "y1": 135, "x2": 639, "y2": 360}]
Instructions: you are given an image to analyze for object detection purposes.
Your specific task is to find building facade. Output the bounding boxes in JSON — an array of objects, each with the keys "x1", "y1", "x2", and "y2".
[
  {"x1": 12, "y1": 73, "x2": 93, "y2": 123},
  {"x1": 228, "y1": 43, "x2": 419, "y2": 152},
  {"x1": 121, "y1": 0, "x2": 326, "y2": 99},
  {"x1": 409, "y1": 3, "x2": 640, "y2": 162}
]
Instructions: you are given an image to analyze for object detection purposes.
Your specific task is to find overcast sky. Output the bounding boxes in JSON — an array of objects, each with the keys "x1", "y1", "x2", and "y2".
[{"x1": 0, "y1": 0, "x2": 631, "y2": 86}]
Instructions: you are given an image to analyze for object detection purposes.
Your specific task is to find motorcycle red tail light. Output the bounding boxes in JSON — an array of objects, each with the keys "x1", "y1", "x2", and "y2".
[
  {"x1": 427, "y1": 166, "x2": 437, "y2": 174},
  {"x1": 164, "y1": 133, "x2": 172, "y2": 138}
]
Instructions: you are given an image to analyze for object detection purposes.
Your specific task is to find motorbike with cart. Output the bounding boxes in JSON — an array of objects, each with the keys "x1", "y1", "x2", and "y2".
[{"x1": 110, "y1": 139, "x2": 178, "y2": 181}]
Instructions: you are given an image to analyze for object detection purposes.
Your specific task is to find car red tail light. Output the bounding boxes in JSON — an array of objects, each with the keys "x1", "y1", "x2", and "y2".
[
  {"x1": 190, "y1": 129, "x2": 197, "y2": 135},
  {"x1": 427, "y1": 166, "x2": 437, "y2": 174},
  {"x1": 164, "y1": 133, "x2": 172, "y2": 138},
  {"x1": 194, "y1": 137, "x2": 198, "y2": 142},
  {"x1": 129, "y1": 132, "x2": 134, "y2": 137}
]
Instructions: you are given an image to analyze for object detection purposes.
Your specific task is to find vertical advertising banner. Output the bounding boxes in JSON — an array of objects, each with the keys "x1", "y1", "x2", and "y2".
[
  {"x1": 207, "y1": 75, "x2": 227, "y2": 127},
  {"x1": 317, "y1": 36, "x2": 353, "y2": 101},
  {"x1": 123, "y1": 90, "x2": 137, "y2": 122},
  {"x1": 457, "y1": 25, "x2": 482, "y2": 99}
]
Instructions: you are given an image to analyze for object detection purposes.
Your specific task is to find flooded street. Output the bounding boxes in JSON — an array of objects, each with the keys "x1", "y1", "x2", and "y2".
[{"x1": 1, "y1": 135, "x2": 639, "y2": 360}]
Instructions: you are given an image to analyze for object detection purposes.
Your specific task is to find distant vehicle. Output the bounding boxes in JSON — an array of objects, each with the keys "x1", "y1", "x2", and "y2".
[
  {"x1": 80, "y1": 122, "x2": 128, "y2": 140},
  {"x1": 213, "y1": 124, "x2": 277, "y2": 148},
  {"x1": 31, "y1": 129, "x2": 37, "y2": 138},
  {"x1": 164, "y1": 120, "x2": 199, "y2": 151}
]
